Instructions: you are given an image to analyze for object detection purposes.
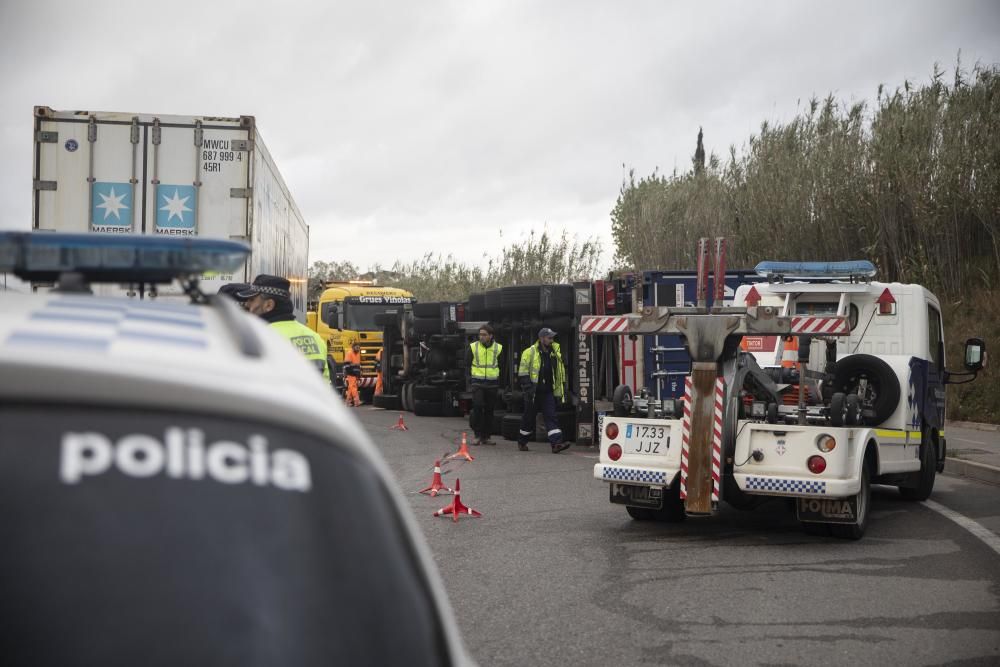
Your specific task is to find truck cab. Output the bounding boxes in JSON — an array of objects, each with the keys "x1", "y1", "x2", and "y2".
[{"x1": 312, "y1": 282, "x2": 415, "y2": 399}]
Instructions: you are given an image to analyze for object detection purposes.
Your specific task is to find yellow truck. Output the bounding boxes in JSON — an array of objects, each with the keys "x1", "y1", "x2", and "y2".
[{"x1": 310, "y1": 281, "x2": 415, "y2": 401}]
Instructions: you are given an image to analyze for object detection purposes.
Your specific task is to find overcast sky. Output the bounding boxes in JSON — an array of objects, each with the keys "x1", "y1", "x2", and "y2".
[{"x1": 2, "y1": 0, "x2": 998, "y2": 272}]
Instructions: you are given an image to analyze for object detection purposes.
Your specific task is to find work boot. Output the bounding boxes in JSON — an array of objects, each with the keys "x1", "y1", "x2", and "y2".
[
  {"x1": 551, "y1": 441, "x2": 571, "y2": 454},
  {"x1": 517, "y1": 442, "x2": 529, "y2": 452}
]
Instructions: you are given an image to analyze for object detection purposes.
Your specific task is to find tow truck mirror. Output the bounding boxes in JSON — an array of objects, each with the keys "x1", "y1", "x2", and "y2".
[
  {"x1": 964, "y1": 338, "x2": 986, "y2": 372},
  {"x1": 326, "y1": 305, "x2": 342, "y2": 330}
]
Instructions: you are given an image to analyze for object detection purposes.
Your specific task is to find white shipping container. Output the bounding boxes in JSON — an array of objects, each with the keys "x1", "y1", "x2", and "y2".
[{"x1": 31, "y1": 106, "x2": 309, "y2": 315}]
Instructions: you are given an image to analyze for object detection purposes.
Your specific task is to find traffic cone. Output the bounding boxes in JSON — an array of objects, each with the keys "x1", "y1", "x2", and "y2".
[
  {"x1": 444, "y1": 432, "x2": 474, "y2": 462},
  {"x1": 433, "y1": 478, "x2": 482, "y2": 522},
  {"x1": 391, "y1": 413, "x2": 409, "y2": 431},
  {"x1": 419, "y1": 460, "x2": 453, "y2": 497}
]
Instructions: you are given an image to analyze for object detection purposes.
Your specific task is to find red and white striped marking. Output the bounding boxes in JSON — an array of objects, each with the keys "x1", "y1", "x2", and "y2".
[
  {"x1": 711, "y1": 378, "x2": 724, "y2": 503},
  {"x1": 790, "y1": 316, "x2": 849, "y2": 335},
  {"x1": 679, "y1": 376, "x2": 692, "y2": 500},
  {"x1": 579, "y1": 315, "x2": 631, "y2": 334},
  {"x1": 357, "y1": 377, "x2": 377, "y2": 388}
]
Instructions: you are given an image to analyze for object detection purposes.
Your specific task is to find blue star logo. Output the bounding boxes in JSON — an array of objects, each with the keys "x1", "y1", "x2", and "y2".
[
  {"x1": 155, "y1": 184, "x2": 196, "y2": 232},
  {"x1": 91, "y1": 182, "x2": 132, "y2": 230}
]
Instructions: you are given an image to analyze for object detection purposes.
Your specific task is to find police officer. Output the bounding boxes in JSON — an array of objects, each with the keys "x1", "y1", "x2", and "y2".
[
  {"x1": 517, "y1": 327, "x2": 570, "y2": 453},
  {"x1": 238, "y1": 275, "x2": 330, "y2": 381},
  {"x1": 467, "y1": 324, "x2": 502, "y2": 446},
  {"x1": 217, "y1": 282, "x2": 251, "y2": 309}
]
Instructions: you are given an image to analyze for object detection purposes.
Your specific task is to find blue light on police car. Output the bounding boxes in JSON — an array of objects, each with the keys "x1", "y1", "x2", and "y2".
[
  {"x1": 0, "y1": 232, "x2": 250, "y2": 276},
  {"x1": 754, "y1": 260, "x2": 876, "y2": 279}
]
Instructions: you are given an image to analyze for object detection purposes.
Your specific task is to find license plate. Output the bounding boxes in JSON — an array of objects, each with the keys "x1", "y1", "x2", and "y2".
[
  {"x1": 609, "y1": 483, "x2": 663, "y2": 509},
  {"x1": 623, "y1": 423, "x2": 669, "y2": 455},
  {"x1": 796, "y1": 496, "x2": 859, "y2": 524}
]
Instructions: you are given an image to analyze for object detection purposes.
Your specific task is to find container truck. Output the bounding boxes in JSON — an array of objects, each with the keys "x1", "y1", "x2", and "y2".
[{"x1": 31, "y1": 106, "x2": 309, "y2": 314}]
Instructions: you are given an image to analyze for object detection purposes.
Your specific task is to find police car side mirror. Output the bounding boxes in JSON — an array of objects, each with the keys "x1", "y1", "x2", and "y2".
[{"x1": 964, "y1": 338, "x2": 986, "y2": 372}]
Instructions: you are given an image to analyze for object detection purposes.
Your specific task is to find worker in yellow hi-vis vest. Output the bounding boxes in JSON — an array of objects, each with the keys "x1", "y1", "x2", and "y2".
[{"x1": 467, "y1": 323, "x2": 502, "y2": 446}]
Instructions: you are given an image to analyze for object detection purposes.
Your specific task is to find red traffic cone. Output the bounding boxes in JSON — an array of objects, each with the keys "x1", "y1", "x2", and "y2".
[
  {"x1": 444, "y1": 432, "x2": 474, "y2": 463},
  {"x1": 390, "y1": 413, "x2": 409, "y2": 431},
  {"x1": 419, "y1": 460, "x2": 453, "y2": 497},
  {"x1": 433, "y1": 478, "x2": 482, "y2": 522}
]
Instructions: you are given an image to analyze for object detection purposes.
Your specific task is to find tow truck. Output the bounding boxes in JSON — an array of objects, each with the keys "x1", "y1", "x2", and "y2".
[{"x1": 584, "y1": 239, "x2": 986, "y2": 539}]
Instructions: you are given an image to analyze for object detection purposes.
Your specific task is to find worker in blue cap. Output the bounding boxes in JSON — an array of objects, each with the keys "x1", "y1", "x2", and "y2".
[{"x1": 516, "y1": 327, "x2": 570, "y2": 453}]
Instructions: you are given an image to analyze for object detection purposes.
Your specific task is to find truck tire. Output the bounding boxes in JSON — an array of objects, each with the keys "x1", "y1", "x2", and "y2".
[
  {"x1": 414, "y1": 399, "x2": 444, "y2": 417},
  {"x1": 412, "y1": 317, "x2": 442, "y2": 335},
  {"x1": 372, "y1": 393, "x2": 401, "y2": 410},
  {"x1": 500, "y1": 285, "x2": 541, "y2": 313},
  {"x1": 491, "y1": 411, "x2": 506, "y2": 435},
  {"x1": 537, "y1": 316, "x2": 574, "y2": 334},
  {"x1": 468, "y1": 292, "x2": 487, "y2": 313},
  {"x1": 413, "y1": 384, "x2": 442, "y2": 402},
  {"x1": 485, "y1": 289, "x2": 503, "y2": 310},
  {"x1": 540, "y1": 284, "x2": 575, "y2": 316},
  {"x1": 612, "y1": 384, "x2": 633, "y2": 417},
  {"x1": 506, "y1": 390, "x2": 524, "y2": 413},
  {"x1": 845, "y1": 394, "x2": 861, "y2": 426},
  {"x1": 831, "y1": 354, "x2": 901, "y2": 425},
  {"x1": 898, "y1": 425, "x2": 937, "y2": 501},
  {"x1": 557, "y1": 412, "x2": 575, "y2": 442},
  {"x1": 655, "y1": 482, "x2": 686, "y2": 523},
  {"x1": 501, "y1": 413, "x2": 523, "y2": 440},
  {"x1": 413, "y1": 302, "x2": 443, "y2": 318},
  {"x1": 425, "y1": 348, "x2": 450, "y2": 372},
  {"x1": 829, "y1": 392, "x2": 847, "y2": 427},
  {"x1": 830, "y1": 455, "x2": 871, "y2": 540},
  {"x1": 626, "y1": 506, "x2": 656, "y2": 521},
  {"x1": 402, "y1": 383, "x2": 414, "y2": 412}
]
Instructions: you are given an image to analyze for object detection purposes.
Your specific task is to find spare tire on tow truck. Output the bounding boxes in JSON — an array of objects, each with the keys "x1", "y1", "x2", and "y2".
[{"x1": 830, "y1": 354, "x2": 901, "y2": 425}]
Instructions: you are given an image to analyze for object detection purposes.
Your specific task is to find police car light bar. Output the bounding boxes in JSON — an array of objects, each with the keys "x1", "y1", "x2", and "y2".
[
  {"x1": 0, "y1": 231, "x2": 250, "y2": 283},
  {"x1": 754, "y1": 260, "x2": 876, "y2": 280}
]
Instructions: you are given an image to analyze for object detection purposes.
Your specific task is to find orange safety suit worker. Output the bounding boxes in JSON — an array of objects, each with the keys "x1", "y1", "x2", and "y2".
[
  {"x1": 374, "y1": 347, "x2": 384, "y2": 396},
  {"x1": 344, "y1": 341, "x2": 362, "y2": 407}
]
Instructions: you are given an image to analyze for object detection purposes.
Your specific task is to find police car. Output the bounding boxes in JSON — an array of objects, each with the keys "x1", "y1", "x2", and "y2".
[{"x1": 0, "y1": 232, "x2": 471, "y2": 665}]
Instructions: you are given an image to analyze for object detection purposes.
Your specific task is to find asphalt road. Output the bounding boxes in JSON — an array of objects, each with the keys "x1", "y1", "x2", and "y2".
[
  {"x1": 946, "y1": 423, "x2": 1000, "y2": 469},
  {"x1": 356, "y1": 408, "x2": 1000, "y2": 667}
]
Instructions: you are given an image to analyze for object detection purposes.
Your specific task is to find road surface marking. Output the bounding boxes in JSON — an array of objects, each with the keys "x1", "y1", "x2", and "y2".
[
  {"x1": 950, "y1": 436, "x2": 988, "y2": 446},
  {"x1": 925, "y1": 499, "x2": 1000, "y2": 556}
]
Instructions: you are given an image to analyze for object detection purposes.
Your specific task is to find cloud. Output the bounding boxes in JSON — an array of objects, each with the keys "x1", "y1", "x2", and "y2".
[{"x1": 2, "y1": 0, "x2": 998, "y2": 273}]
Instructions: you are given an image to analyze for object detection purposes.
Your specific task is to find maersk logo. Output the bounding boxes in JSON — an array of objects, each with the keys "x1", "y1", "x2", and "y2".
[{"x1": 60, "y1": 428, "x2": 311, "y2": 492}]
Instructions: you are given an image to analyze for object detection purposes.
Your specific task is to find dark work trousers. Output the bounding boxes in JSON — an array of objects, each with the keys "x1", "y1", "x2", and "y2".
[
  {"x1": 518, "y1": 390, "x2": 563, "y2": 445},
  {"x1": 470, "y1": 384, "x2": 498, "y2": 440}
]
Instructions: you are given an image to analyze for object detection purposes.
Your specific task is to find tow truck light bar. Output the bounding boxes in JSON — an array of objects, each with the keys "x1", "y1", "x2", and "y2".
[
  {"x1": 755, "y1": 260, "x2": 877, "y2": 281},
  {"x1": 0, "y1": 231, "x2": 250, "y2": 283}
]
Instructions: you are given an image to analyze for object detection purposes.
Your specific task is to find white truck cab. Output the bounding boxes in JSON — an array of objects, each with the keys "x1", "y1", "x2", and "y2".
[{"x1": 592, "y1": 259, "x2": 986, "y2": 539}]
